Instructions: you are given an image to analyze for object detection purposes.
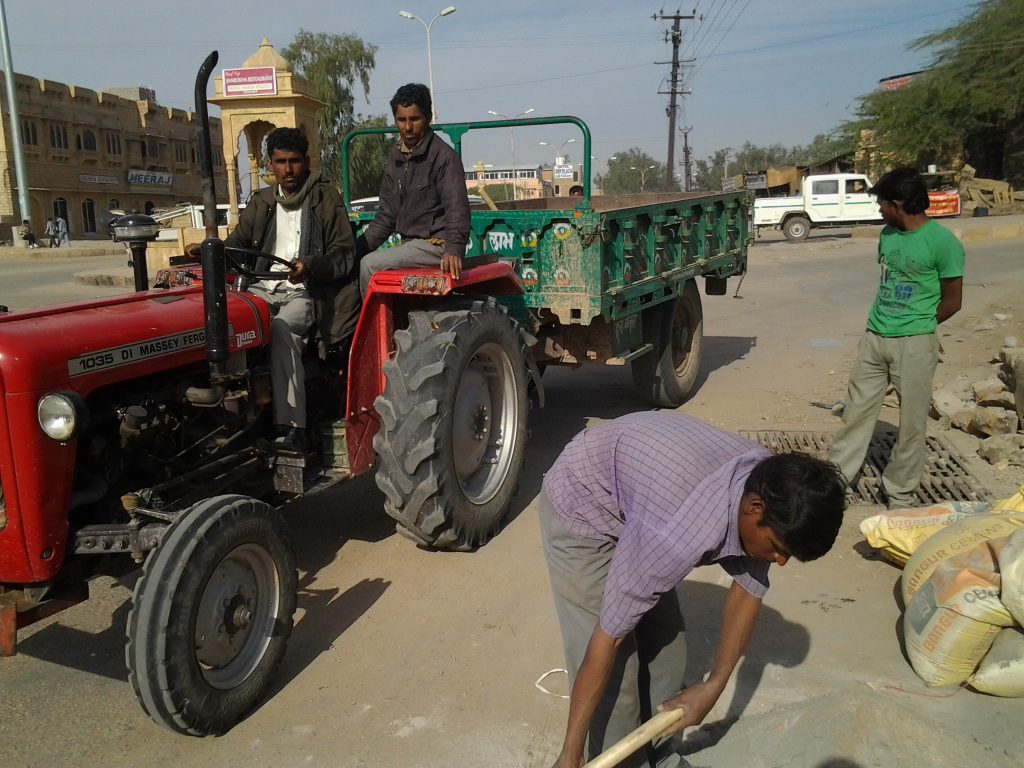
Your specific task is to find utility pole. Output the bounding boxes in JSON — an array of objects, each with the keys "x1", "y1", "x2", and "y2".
[
  {"x1": 0, "y1": 0, "x2": 31, "y2": 228},
  {"x1": 655, "y1": 10, "x2": 696, "y2": 192},
  {"x1": 680, "y1": 126, "x2": 693, "y2": 192}
]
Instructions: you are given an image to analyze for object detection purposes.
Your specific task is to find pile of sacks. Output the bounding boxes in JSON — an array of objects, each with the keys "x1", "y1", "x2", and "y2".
[
  {"x1": 932, "y1": 337, "x2": 1024, "y2": 468},
  {"x1": 860, "y1": 489, "x2": 1024, "y2": 695}
]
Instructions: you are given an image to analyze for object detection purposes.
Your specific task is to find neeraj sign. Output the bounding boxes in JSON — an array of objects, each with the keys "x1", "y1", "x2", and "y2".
[{"x1": 223, "y1": 67, "x2": 278, "y2": 97}]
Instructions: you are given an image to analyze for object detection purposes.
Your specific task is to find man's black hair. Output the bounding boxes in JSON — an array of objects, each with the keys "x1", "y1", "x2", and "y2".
[
  {"x1": 266, "y1": 127, "x2": 309, "y2": 158},
  {"x1": 390, "y1": 83, "x2": 433, "y2": 122},
  {"x1": 869, "y1": 167, "x2": 930, "y2": 214},
  {"x1": 744, "y1": 453, "x2": 846, "y2": 562}
]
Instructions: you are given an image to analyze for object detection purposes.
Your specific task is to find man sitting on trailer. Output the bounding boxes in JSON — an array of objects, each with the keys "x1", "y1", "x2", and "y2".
[
  {"x1": 357, "y1": 83, "x2": 470, "y2": 294},
  {"x1": 541, "y1": 411, "x2": 846, "y2": 768},
  {"x1": 217, "y1": 127, "x2": 358, "y2": 454}
]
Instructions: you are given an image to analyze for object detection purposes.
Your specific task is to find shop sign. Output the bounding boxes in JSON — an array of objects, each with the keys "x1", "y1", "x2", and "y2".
[
  {"x1": 79, "y1": 174, "x2": 119, "y2": 185},
  {"x1": 222, "y1": 67, "x2": 278, "y2": 97},
  {"x1": 128, "y1": 169, "x2": 173, "y2": 186}
]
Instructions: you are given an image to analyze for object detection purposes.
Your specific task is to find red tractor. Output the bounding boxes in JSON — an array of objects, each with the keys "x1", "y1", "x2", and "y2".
[{"x1": 0, "y1": 53, "x2": 536, "y2": 735}]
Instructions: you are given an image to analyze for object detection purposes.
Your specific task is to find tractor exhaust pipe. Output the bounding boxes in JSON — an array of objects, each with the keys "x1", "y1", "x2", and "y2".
[{"x1": 187, "y1": 51, "x2": 227, "y2": 406}]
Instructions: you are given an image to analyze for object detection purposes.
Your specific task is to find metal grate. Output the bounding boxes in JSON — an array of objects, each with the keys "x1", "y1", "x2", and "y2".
[{"x1": 740, "y1": 429, "x2": 994, "y2": 505}]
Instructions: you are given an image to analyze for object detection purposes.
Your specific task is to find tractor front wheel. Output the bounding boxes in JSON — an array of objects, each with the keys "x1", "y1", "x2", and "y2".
[{"x1": 126, "y1": 495, "x2": 297, "y2": 736}]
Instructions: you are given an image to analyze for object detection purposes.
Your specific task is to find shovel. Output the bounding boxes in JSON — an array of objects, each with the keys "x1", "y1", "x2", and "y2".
[{"x1": 583, "y1": 707, "x2": 686, "y2": 768}]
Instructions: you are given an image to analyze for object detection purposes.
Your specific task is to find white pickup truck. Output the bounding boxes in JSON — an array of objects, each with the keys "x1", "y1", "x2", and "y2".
[{"x1": 753, "y1": 173, "x2": 883, "y2": 241}]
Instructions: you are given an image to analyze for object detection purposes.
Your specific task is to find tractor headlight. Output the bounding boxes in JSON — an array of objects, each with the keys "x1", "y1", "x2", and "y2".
[{"x1": 37, "y1": 392, "x2": 87, "y2": 442}]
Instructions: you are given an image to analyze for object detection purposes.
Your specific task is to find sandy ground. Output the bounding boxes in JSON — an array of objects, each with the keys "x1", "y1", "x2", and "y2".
[{"x1": 2, "y1": 230, "x2": 1024, "y2": 767}]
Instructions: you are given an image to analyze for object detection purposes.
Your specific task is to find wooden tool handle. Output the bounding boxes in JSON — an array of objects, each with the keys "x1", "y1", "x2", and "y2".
[{"x1": 583, "y1": 707, "x2": 686, "y2": 768}]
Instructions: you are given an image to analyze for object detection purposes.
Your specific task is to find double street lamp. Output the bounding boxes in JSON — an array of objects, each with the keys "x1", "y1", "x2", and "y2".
[
  {"x1": 399, "y1": 6, "x2": 456, "y2": 121},
  {"x1": 631, "y1": 164, "x2": 658, "y2": 191},
  {"x1": 487, "y1": 107, "x2": 534, "y2": 200}
]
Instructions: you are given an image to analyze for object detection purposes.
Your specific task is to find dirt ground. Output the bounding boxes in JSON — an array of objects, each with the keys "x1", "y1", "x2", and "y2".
[{"x1": 2, "y1": 230, "x2": 1024, "y2": 767}]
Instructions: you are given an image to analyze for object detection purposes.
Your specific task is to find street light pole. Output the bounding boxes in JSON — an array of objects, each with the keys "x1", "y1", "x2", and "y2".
[
  {"x1": 0, "y1": 0, "x2": 31, "y2": 229},
  {"x1": 399, "y1": 6, "x2": 456, "y2": 121},
  {"x1": 487, "y1": 107, "x2": 533, "y2": 201}
]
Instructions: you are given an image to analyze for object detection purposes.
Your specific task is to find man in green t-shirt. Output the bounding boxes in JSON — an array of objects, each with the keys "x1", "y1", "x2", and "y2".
[{"x1": 829, "y1": 167, "x2": 964, "y2": 508}]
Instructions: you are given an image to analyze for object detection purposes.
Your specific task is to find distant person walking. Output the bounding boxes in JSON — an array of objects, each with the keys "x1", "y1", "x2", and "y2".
[
  {"x1": 56, "y1": 215, "x2": 70, "y2": 247},
  {"x1": 44, "y1": 217, "x2": 58, "y2": 248},
  {"x1": 829, "y1": 167, "x2": 964, "y2": 508}
]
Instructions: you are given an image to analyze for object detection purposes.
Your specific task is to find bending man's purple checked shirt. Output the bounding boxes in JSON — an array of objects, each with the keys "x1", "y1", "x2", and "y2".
[{"x1": 542, "y1": 412, "x2": 772, "y2": 638}]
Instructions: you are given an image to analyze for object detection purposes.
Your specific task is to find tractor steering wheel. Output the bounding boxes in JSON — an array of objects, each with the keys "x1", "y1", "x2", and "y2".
[{"x1": 223, "y1": 245, "x2": 299, "y2": 282}]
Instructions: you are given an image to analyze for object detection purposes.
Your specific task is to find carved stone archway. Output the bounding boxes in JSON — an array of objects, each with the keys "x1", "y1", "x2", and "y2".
[{"x1": 210, "y1": 38, "x2": 324, "y2": 224}]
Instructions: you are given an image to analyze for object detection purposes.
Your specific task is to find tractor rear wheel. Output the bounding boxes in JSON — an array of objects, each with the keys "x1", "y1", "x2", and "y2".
[
  {"x1": 631, "y1": 280, "x2": 704, "y2": 407},
  {"x1": 126, "y1": 495, "x2": 297, "y2": 736},
  {"x1": 373, "y1": 297, "x2": 530, "y2": 549}
]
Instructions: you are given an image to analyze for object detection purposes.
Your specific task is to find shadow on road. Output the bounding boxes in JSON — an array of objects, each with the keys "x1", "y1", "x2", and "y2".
[{"x1": 675, "y1": 581, "x2": 811, "y2": 756}]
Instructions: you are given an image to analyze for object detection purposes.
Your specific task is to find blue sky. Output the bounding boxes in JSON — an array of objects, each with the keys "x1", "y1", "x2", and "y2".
[{"x1": 5, "y1": 0, "x2": 971, "y2": 178}]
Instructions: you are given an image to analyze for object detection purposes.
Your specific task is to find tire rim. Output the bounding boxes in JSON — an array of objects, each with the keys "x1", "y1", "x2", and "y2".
[
  {"x1": 790, "y1": 221, "x2": 807, "y2": 238},
  {"x1": 670, "y1": 301, "x2": 694, "y2": 376},
  {"x1": 452, "y1": 341, "x2": 518, "y2": 505},
  {"x1": 194, "y1": 543, "x2": 281, "y2": 690}
]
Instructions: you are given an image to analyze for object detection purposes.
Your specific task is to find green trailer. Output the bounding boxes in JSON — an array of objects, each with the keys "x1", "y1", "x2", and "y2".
[{"x1": 343, "y1": 116, "x2": 752, "y2": 409}]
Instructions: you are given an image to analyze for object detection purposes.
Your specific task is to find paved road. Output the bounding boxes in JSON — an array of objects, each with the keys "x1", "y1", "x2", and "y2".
[
  {"x1": 2, "y1": 235, "x2": 1023, "y2": 767},
  {"x1": 0, "y1": 252, "x2": 128, "y2": 310}
]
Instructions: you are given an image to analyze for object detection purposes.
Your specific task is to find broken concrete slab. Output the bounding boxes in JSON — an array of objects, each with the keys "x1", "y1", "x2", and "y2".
[{"x1": 973, "y1": 376, "x2": 1008, "y2": 402}]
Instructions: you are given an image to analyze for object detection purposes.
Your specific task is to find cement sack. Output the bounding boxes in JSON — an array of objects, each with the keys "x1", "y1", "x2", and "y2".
[
  {"x1": 859, "y1": 500, "x2": 999, "y2": 566},
  {"x1": 996, "y1": 527, "x2": 1024, "y2": 626},
  {"x1": 993, "y1": 485, "x2": 1024, "y2": 512},
  {"x1": 900, "y1": 513, "x2": 1024, "y2": 604},
  {"x1": 970, "y1": 627, "x2": 1024, "y2": 697},
  {"x1": 903, "y1": 536, "x2": 1016, "y2": 687}
]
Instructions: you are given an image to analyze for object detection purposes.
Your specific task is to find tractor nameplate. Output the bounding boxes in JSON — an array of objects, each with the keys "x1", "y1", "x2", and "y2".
[{"x1": 68, "y1": 329, "x2": 207, "y2": 377}]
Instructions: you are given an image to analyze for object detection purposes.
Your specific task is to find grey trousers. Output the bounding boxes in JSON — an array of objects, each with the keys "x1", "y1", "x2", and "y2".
[
  {"x1": 249, "y1": 286, "x2": 313, "y2": 429},
  {"x1": 829, "y1": 331, "x2": 939, "y2": 506},
  {"x1": 359, "y1": 238, "x2": 444, "y2": 295},
  {"x1": 540, "y1": 489, "x2": 688, "y2": 768}
]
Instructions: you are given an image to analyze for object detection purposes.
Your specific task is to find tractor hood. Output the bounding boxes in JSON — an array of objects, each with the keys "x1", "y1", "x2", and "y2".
[{"x1": 0, "y1": 287, "x2": 270, "y2": 396}]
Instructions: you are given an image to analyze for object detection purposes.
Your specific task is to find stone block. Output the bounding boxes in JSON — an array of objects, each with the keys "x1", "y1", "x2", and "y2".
[
  {"x1": 978, "y1": 434, "x2": 1024, "y2": 467},
  {"x1": 931, "y1": 389, "x2": 975, "y2": 432},
  {"x1": 973, "y1": 376, "x2": 1007, "y2": 402},
  {"x1": 971, "y1": 406, "x2": 1020, "y2": 437}
]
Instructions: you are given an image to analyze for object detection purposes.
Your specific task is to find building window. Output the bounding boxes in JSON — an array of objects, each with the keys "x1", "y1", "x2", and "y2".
[
  {"x1": 174, "y1": 142, "x2": 187, "y2": 163},
  {"x1": 146, "y1": 139, "x2": 160, "y2": 159},
  {"x1": 105, "y1": 133, "x2": 122, "y2": 155},
  {"x1": 109, "y1": 199, "x2": 120, "y2": 210},
  {"x1": 82, "y1": 199, "x2": 97, "y2": 233},
  {"x1": 49, "y1": 124, "x2": 69, "y2": 149},
  {"x1": 191, "y1": 146, "x2": 197, "y2": 163},
  {"x1": 144, "y1": 201, "x2": 155, "y2": 214},
  {"x1": 81, "y1": 130, "x2": 97, "y2": 151},
  {"x1": 20, "y1": 120, "x2": 38, "y2": 145}
]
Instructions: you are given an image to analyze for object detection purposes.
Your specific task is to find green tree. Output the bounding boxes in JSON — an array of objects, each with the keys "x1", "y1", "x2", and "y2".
[
  {"x1": 345, "y1": 115, "x2": 394, "y2": 199},
  {"x1": 848, "y1": 0, "x2": 1024, "y2": 178},
  {"x1": 596, "y1": 149, "x2": 675, "y2": 193},
  {"x1": 282, "y1": 30, "x2": 384, "y2": 193}
]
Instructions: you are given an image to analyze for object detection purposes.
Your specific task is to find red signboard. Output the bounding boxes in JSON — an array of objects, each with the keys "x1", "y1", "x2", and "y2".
[{"x1": 222, "y1": 67, "x2": 277, "y2": 97}]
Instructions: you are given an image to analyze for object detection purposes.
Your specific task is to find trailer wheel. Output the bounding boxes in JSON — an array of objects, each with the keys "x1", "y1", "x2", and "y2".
[
  {"x1": 783, "y1": 215, "x2": 811, "y2": 241},
  {"x1": 631, "y1": 280, "x2": 704, "y2": 407},
  {"x1": 374, "y1": 297, "x2": 530, "y2": 549},
  {"x1": 126, "y1": 495, "x2": 297, "y2": 736}
]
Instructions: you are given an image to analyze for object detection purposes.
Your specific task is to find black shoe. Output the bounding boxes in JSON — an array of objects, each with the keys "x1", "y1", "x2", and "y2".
[{"x1": 274, "y1": 426, "x2": 309, "y2": 455}]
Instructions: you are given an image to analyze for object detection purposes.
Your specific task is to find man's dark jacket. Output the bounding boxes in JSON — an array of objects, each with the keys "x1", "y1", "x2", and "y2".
[
  {"x1": 362, "y1": 129, "x2": 470, "y2": 258},
  {"x1": 226, "y1": 178, "x2": 359, "y2": 347}
]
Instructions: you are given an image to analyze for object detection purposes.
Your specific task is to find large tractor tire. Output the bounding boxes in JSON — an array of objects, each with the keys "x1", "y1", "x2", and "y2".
[
  {"x1": 374, "y1": 297, "x2": 530, "y2": 549},
  {"x1": 631, "y1": 280, "x2": 704, "y2": 408},
  {"x1": 126, "y1": 495, "x2": 297, "y2": 736}
]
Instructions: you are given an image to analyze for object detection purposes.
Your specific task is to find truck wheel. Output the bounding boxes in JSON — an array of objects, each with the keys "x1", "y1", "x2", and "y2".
[
  {"x1": 126, "y1": 495, "x2": 297, "y2": 736},
  {"x1": 783, "y1": 215, "x2": 811, "y2": 241},
  {"x1": 374, "y1": 297, "x2": 530, "y2": 549},
  {"x1": 631, "y1": 280, "x2": 704, "y2": 407}
]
